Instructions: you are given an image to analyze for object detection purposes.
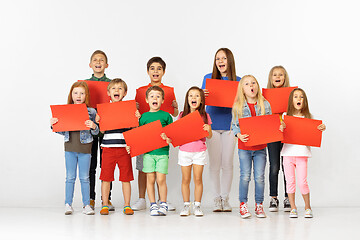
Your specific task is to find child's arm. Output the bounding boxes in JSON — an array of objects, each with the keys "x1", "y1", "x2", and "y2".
[
  {"x1": 160, "y1": 133, "x2": 172, "y2": 144},
  {"x1": 318, "y1": 123, "x2": 326, "y2": 131},
  {"x1": 50, "y1": 117, "x2": 65, "y2": 136},
  {"x1": 279, "y1": 121, "x2": 286, "y2": 132},
  {"x1": 135, "y1": 110, "x2": 141, "y2": 119},
  {"x1": 85, "y1": 120, "x2": 99, "y2": 135},
  {"x1": 231, "y1": 116, "x2": 249, "y2": 142},
  {"x1": 171, "y1": 100, "x2": 179, "y2": 117},
  {"x1": 203, "y1": 124, "x2": 212, "y2": 139},
  {"x1": 126, "y1": 145, "x2": 131, "y2": 155}
]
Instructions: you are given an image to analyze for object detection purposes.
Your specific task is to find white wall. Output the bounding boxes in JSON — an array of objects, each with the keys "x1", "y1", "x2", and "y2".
[{"x1": 1, "y1": 0, "x2": 359, "y2": 208}]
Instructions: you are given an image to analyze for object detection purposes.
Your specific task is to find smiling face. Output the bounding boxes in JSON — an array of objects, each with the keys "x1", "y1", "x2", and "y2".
[
  {"x1": 271, "y1": 68, "x2": 285, "y2": 88},
  {"x1": 146, "y1": 90, "x2": 164, "y2": 112},
  {"x1": 215, "y1": 50, "x2": 228, "y2": 77},
  {"x1": 89, "y1": 53, "x2": 108, "y2": 75},
  {"x1": 242, "y1": 76, "x2": 259, "y2": 103},
  {"x1": 107, "y1": 83, "x2": 127, "y2": 102},
  {"x1": 187, "y1": 89, "x2": 202, "y2": 112},
  {"x1": 148, "y1": 62, "x2": 165, "y2": 85},
  {"x1": 292, "y1": 90, "x2": 304, "y2": 113},
  {"x1": 72, "y1": 87, "x2": 86, "y2": 104}
]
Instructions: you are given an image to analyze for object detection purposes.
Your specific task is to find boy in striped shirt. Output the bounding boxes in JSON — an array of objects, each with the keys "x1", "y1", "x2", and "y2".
[{"x1": 98, "y1": 78, "x2": 140, "y2": 215}]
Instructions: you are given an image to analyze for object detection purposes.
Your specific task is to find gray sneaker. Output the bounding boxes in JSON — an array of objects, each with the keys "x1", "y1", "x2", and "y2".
[
  {"x1": 222, "y1": 197, "x2": 232, "y2": 212},
  {"x1": 180, "y1": 203, "x2": 191, "y2": 216},
  {"x1": 193, "y1": 204, "x2": 204, "y2": 217},
  {"x1": 213, "y1": 197, "x2": 222, "y2": 212}
]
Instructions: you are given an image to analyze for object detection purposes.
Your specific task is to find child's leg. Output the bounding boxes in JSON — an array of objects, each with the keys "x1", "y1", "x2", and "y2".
[
  {"x1": 138, "y1": 171, "x2": 147, "y2": 198},
  {"x1": 253, "y1": 149, "x2": 267, "y2": 204},
  {"x1": 64, "y1": 151, "x2": 78, "y2": 206},
  {"x1": 181, "y1": 166, "x2": 192, "y2": 202},
  {"x1": 220, "y1": 131, "x2": 236, "y2": 199},
  {"x1": 267, "y1": 141, "x2": 281, "y2": 198},
  {"x1": 207, "y1": 130, "x2": 222, "y2": 198},
  {"x1": 283, "y1": 156, "x2": 297, "y2": 209},
  {"x1": 146, "y1": 173, "x2": 156, "y2": 203},
  {"x1": 101, "y1": 181, "x2": 111, "y2": 206},
  {"x1": 193, "y1": 164, "x2": 204, "y2": 203},
  {"x1": 156, "y1": 172, "x2": 167, "y2": 203},
  {"x1": 122, "y1": 182, "x2": 131, "y2": 207},
  {"x1": 296, "y1": 157, "x2": 310, "y2": 209},
  {"x1": 78, "y1": 153, "x2": 91, "y2": 206},
  {"x1": 238, "y1": 149, "x2": 252, "y2": 203}
]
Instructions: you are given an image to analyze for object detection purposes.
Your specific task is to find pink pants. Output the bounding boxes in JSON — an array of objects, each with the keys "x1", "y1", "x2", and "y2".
[{"x1": 283, "y1": 156, "x2": 310, "y2": 195}]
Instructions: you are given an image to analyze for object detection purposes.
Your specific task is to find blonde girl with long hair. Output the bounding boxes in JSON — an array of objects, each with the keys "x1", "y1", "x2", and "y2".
[
  {"x1": 201, "y1": 48, "x2": 241, "y2": 212},
  {"x1": 266, "y1": 65, "x2": 291, "y2": 212},
  {"x1": 231, "y1": 75, "x2": 272, "y2": 219}
]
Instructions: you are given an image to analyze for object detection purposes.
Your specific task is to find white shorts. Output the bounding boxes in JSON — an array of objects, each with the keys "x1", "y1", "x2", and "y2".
[{"x1": 178, "y1": 150, "x2": 207, "y2": 166}]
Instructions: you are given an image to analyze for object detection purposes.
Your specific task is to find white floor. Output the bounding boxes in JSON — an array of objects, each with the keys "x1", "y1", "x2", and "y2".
[{"x1": 0, "y1": 207, "x2": 359, "y2": 240}]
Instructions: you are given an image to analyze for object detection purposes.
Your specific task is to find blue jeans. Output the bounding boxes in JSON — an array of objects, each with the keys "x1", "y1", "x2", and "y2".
[
  {"x1": 65, "y1": 151, "x2": 91, "y2": 206},
  {"x1": 238, "y1": 148, "x2": 267, "y2": 204}
]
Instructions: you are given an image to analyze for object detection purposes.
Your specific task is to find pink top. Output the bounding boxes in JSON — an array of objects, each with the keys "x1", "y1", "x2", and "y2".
[{"x1": 178, "y1": 112, "x2": 212, "y2": 152}]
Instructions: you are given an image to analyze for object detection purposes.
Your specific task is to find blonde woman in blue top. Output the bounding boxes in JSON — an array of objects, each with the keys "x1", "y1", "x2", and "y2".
[{"x1": 201, "y1": 48, "x2": 240, "y2": 212}]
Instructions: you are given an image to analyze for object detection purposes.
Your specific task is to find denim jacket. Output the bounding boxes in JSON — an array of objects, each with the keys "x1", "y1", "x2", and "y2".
[
  {"x1": 231, "y1": 100, "x2": 272, "y2": 136},
  {"x1": 55, "y1": 107, "x2": 99, "y2": 144}
]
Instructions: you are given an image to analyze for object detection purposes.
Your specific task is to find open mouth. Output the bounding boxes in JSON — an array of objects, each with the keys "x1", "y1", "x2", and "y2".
[
  {"x1": 113, "y1": 94, "x2": 120, "y2": 99},
  {"x1": 191, "y1": 100, "x2": 197, "y2": 106},
  {"x1": 95, "y1": 65, "x2": 102, "y2": 69},
  {"x1": 75, "y1": 99, "x2": 82, "y2": 103},
  {"x1": 152, "y1": 101, "x2": 158, "y2": 106},
  {"x1": 153, "y1": 75, "x2": 159, "y2": 78},
  {"x1": 251, "y1": 89, "x2": 254, "y2": 93},
  {"x1": 275, "y1": 80, "x2": 281, "y2": 83},
  {"x1": 219, "y1": 64, "x2": 225, "y2": 69},
  {"x1": 297, "y1": 102, "x2": 301, "y2": 106}
]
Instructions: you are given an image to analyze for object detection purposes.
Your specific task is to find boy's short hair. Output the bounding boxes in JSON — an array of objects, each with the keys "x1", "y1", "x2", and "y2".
[
  {"x1": 90, "y1": 50, "x2": 108, "y2": 64},
  {"x1": 146, "y1": 86, "x2": 164, "y2": 99},
  {"x1": 107, "y1": 78, "x2": 128, "y2": 92},
  {"x1": 147, "y1": 57, "x2": 166, "y2": 71}
]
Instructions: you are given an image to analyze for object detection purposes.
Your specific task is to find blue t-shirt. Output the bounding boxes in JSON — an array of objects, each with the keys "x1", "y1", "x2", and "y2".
[{"x1": 201, "y1": 73, "x2": 241, "y2": 130}]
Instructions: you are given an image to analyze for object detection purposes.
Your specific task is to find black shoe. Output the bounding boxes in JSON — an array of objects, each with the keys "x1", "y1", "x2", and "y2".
[
  {"x1": 269, "y1": 198, "x2": 279, "y2": 212},
  {"x1": 283, "y1": 198, "x2": 291, "y2": 212}
]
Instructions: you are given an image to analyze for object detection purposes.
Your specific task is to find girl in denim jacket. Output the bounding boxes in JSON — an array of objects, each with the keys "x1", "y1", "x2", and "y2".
[
  {"x1": 231, "y1": 75, "x2": 271, "y2": 219},
  {"x1": 51, "y1": 81, "x2": 99, "y2": 215}
]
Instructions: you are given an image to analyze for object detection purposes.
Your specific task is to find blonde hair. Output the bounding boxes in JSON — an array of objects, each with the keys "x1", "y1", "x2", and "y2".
[
  {"x1": 67, "y1": 81, "x2": 90, "y2": 107},
  {"x1": 267, "y1": 65, "x2": 290, "y2": 88},
  {"x1": 107, "y1": 78, "x2": 127, "y2": 92},
  {"x1": 232, "y1": 75, "x2": 266, "y2": 119}
]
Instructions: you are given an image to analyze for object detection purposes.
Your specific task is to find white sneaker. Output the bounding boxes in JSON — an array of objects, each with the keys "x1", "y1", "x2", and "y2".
[
  {"x1": 158, "y1": 202, "x2": 168, "y2": 216},
  {"x1": 65, "y1": 204, "x2": 73, "y2": 215},
  {"x1": 222, "y1": 196, "x2": 232, "y2": 212},
  {"x1": 150, "y1": 203, "x2": 159, "y2": 216},
  {"x1": 180, "y1": 203, "x2": 191, "y2": 216},
  {"x1": 289, "y1": 209, "x2": 298, "y2": 218},
  {"x1": 304, "y1": 209, "x2": 313, "y2": 218},
  {"x1": 167, "y1": 201, "x2": 176, "y2": 211},
  {"x1": 83, "y1": 205, "x2": 95, "y2": 215},
  {"x1": 193, "y1": 204, "x2": 204, "y2": 217},
  {"x1": 132, "y1": 198, "x2": 146, "y2": 211},
  {"x1": 213, "y1": 197, "x2": 222, "y2": 212}
]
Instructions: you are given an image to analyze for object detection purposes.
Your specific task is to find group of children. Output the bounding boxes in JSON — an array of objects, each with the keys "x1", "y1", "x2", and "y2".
[{"x1": 51, "y1": 49, "x2": 326, "y2": 219}]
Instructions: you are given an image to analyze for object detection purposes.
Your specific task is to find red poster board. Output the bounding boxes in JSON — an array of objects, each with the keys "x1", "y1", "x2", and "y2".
[
  {"x1": 78, "y1": 80, "x2": 110, "y2": 108},
  {"x1": 163, "y1": 111, "x2": 208, "y2": 147},
  {"x1": 135, "y1": 85, "x2": 176, "y2": 114},
  {"x1": 97, "y1": 100, "x2": 139, "y2": 131},
  {"x1": 205, "y1": 79, "x2": 239, "y2": 108},
  {"x1": 262, "y1": 87, "x2": 298, "y2": 114},
  {"x1": 239, "y1": 114, "x2": 283, "y2": 146},
  {"x1": 283, "y1": 115, "x2": 323, "y2": 147},
  {"x1": 123, "y1": 120, "x2": 168, "y2": 157},
  {"x1": 50, "y1": 104, "x2": 89, "y2": 132}
]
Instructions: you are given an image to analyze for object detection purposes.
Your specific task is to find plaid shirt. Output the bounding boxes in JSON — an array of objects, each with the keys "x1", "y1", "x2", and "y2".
[{"x1": 87, "y1": 74, "x2": 111, "y2": 82}]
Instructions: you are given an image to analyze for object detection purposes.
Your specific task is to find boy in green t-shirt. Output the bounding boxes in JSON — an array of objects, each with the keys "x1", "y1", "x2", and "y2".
[{"x1": 127, "y1": 86, "x2": 172, "y2": 216}]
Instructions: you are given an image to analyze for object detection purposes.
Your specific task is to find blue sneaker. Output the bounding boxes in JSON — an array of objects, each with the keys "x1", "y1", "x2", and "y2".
[
  {"x1": 150, "y1": 203, "x2": 159, "y2": 216},
  {"x1": 158, "y1": 202, "x2": 168, "y2": 216}
]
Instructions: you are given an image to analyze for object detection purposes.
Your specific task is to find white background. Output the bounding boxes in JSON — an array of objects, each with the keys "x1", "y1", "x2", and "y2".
[{"x1": 0, "y1": 0, "x2": 359, "y2": 208}]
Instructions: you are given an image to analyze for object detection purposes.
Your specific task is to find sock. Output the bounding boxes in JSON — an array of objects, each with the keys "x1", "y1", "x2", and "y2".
[{"x1": 194, "y1": 201, "x2": 201, "y2": 207}]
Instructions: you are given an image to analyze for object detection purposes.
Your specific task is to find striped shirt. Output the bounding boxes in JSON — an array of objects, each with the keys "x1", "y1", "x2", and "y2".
[{"x1": 100, "y1": 128, "x2": 131, "y2": 148}]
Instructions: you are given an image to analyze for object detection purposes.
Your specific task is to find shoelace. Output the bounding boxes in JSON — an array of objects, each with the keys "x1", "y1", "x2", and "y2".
[{"x1": 240, "y1": 204, "x2": 248, "y2": 213}]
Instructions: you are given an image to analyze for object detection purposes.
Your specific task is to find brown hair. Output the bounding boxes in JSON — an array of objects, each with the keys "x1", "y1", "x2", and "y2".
[
  {"x1": 107, "y1": 78, "x2": 127, "y2": 92},
  {"x1": 211, "y1": 48, "x2": 237, "y2": 81},
  {"x1": 267, "y1": 65, "x2": 290, "y2": 88},
  {"x1": 146, "y1": 85, "x2": 164, "y2": 99},
  {"x1": 67, "y1": 81, "x2": 90, "y2": 107},
  {"x1": 90, "y1": 50, "x2": 108, "y2": 64},
  {"x1": 147, "y1": 57, "x2": 166, "y2": 71},
  {"x1": 286, "y1": 88, "x2": 312, "y2": 119},
  {"x1": 181, "y1": 86, "x2": 208, "y2": 124}
]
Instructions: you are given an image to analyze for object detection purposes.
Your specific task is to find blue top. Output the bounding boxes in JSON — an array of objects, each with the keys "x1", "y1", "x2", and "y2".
[{"x1": 201, "y1": 73, "x2": 241, "y2": 130}]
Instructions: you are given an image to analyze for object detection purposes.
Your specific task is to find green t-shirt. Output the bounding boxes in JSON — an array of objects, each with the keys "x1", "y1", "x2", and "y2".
[{"x1": 139, "y1": 110, "x2": 173, "y2": 155}]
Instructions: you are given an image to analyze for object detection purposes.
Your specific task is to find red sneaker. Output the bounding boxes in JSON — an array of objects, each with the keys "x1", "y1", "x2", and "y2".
[
  {"x1": 240, "y1": 202, "x2": 251, "y2": 218},
  {"x1": 255, "y1": 203, "x2": 266, "y2": 218}
]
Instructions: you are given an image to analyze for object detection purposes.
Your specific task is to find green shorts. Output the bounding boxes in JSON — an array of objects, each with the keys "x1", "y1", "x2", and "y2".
[{"x1": 142, "y1": 154, "x2": 169, "y2": 174}]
